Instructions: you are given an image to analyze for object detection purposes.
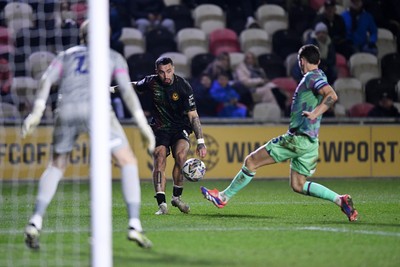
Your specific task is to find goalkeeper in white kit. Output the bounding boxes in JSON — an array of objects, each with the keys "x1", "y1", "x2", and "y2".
[{"x1": 22, "y1": 20, "x2": 155, "y2": 249}]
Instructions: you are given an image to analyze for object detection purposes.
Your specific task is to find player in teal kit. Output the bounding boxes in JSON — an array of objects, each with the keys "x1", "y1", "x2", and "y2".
[
  {"x1": 132, "y1": 57, "x2": 207, "y2": 215},
  {"x1": 201, "y1": 44, "x2": 358, "y2": 222}
]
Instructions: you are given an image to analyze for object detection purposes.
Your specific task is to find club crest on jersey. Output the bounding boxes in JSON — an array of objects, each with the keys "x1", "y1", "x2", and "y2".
[{"x1": 172, "y1": 92, "x2": 179, "y2": 101}]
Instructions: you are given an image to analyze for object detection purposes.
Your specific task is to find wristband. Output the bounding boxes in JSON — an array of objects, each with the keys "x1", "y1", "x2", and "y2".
[{"x1": 197, "y1": 138, "x2": 205, "y2": 145}]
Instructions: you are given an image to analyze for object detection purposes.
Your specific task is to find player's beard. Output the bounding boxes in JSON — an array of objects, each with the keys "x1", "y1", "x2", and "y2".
[{"x1": 163, "y1": 77, "x2": 173, "y2": 85}]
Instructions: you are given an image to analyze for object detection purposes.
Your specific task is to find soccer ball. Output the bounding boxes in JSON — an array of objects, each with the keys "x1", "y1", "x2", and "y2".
[{"x1": 182, "y1": 158, "x2": 206, "y2": 182}]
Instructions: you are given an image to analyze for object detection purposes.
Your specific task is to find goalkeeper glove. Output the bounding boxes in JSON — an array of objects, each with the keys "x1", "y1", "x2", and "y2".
[
  {"x1": 21, "y1": 100, "x2": 46, "y2": 138},
  {"x1": 140, "y1": 124, "x2": 155, "y2": 154}
]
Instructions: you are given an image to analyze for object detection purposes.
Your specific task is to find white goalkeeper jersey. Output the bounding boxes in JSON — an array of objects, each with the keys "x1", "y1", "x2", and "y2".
[{"x1": 40, "y1": 45, "x2": 129, "y2": 117}]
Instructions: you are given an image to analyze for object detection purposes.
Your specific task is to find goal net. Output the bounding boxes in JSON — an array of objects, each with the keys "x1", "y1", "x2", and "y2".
[{"x1": 0, "y1": 1, "x2": 115, "y2": 266}]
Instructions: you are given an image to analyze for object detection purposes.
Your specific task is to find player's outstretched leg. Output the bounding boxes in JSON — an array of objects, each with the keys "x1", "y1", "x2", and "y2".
[
  {"x1": 171, "y1": 196, "x2": 190, "y2": 213},
  {"x1": 127, "y1": 227, "x2": 153, "y2": 249},
  {"x1": 340, "y1": 194, "x2": 358, "y2": 221},
  {"x1": 24, "y1": 223, "x2": 40, "y2": 250},
  {"x1": 200, "y1": 187, "x2": 227, "y2": 208}
]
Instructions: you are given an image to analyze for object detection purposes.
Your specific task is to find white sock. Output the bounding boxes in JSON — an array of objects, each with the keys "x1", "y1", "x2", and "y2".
[
  {"x1": 121, "y1": 164, "x2": 141, "y2": 220},
  {"x1": 129, "y1": 218, "x2": 143, "y2": 232},
  {"x1": 31, "y1": 165, "x2": 63, "y2": 222},
  {"x1": 29, "y1": 214, "x2": 43, "y2": 230}
]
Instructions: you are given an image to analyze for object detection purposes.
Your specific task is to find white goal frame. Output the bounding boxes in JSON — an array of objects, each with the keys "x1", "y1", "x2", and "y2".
[{"x1": 89, "y1": 1, "x2": 112, "y2": 266}]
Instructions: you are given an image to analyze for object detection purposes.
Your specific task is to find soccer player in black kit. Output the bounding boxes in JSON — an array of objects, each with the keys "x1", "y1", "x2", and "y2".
[{"x1": 132, "y1": 57, "x2": 207, "y2": 215}]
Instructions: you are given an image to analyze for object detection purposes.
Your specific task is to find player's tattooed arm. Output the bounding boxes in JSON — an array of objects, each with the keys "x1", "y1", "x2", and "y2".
[
  {"x1": 191, "y1": 115, "x2": 203, "y2": 140},
  {"x1": 323, "y1": 95, "x2": 335, "y2": 108}
]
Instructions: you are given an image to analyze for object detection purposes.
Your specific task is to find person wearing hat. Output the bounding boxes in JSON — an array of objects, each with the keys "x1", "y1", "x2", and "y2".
[
  {"x1": 313, "y1": 0, "x2": 356, "y2": 59},
  {"x1": 341, "y1": 0, "x2": 378, "y2": 55},
  {"x1": 368, "y1": 91, "x2": 400, "y2": 118},
  {"x1": 305, "y1": 22, "x2": 337, "y2": 83}
]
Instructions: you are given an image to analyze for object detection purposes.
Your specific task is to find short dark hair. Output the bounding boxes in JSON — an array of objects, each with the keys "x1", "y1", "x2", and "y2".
[
  {"x1": 298, "y1": 44, "x2": 320, "y2": 65},
  {"x1": 155, "y1": 57, "x2": 173, "y2": 69}
]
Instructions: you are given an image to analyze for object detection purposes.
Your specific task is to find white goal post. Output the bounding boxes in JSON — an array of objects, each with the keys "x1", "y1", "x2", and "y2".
[{"x1": 89, "y1": 0, "x2": 112, "y2": 266}]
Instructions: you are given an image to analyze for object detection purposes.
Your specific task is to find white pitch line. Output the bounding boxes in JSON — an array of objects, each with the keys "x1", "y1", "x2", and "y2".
[{"x1": 1, "y1": 226, "x2": 399, "y2": 238}]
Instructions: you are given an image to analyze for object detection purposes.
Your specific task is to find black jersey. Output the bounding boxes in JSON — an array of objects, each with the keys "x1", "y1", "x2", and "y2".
[{"x1": 135, "y1": 74, "x2": 196, "y2": 132}]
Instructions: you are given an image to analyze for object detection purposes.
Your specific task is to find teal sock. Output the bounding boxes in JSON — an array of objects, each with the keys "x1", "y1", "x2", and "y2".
[
  {"x1": 303, "y1": 181, "x2": 339, "y2": 203},
  {"x1": 222, "y1": 166, "x2": 255, "y2": 199}
]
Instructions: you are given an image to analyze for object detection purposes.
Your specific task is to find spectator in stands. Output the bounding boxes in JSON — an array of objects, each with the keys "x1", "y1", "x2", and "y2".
[
  {"x1": 234, "y1": 51, "x2": 280, "y2": 109},
  {"x1": 129, "y1": 0, "x2": 175, "y2": 35},
  {"x1": 341, "y1": 0, "x2": 378, "y2": 55},
  {"x1": 0, "y1": 58, "x2": 15, "y2": 105},
  {"x1": 204, "y1": 51, "x2": 233, "y2": 81},
  {"x1": 205, "y1": 52, "x2": 255, "y2": 112},
  {"x1": 210, "y1": 72, "x2": 248, "y2": 118},
  {"x1": 306, "y1": 22, "x2": 337, "y2": 84},
  {"x1": 314, "y1": 0, "x2": 356, "y2": 59},
  {"x1": 60, "y1": 1, "x2": 77, "y2": 28},
  {"x1": 109, "y1": 1, "x2": 124, "y2": 55},
  {"x1": 191, "y1": 73, "x2": 218, "y2": 117},
  {"x1": 367, "y1": 91, "x2": 400, "y2": 118}
]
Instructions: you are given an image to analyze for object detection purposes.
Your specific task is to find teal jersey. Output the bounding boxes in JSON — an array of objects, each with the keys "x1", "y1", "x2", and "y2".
[{"x1": 288, "y1": 69, "x2": 329, "y2": 138}]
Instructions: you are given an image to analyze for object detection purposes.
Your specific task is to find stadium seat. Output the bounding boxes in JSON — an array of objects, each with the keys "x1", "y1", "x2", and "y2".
[
  {"x1": 208, "y1": 28, "x2": 240, "y2": 56},
  {"x1": 336, "y1": 53, "x2": 350, "y2": 78},
  {"x1": 126, "y1": 53, "x2": 156, "y2": 81},
  {"x1": 162, "y1": 4, "x2": 194, "y2": 33},
  {"x1": 193, "y1": 4, "x2": 225, "y2": 35},
  {"x1": 4, "y1": 2, "x2": 34, "y2": 31},
  {"x1": 10, "y1": 76, "x2": 38, "y2": 116},
  {"x1": 190, "y1": 53, "x2": 215, "y2": 79},
  {"x1": 0, "y1": 102, "x2": 20, "y2": 120},
  {"x1": 145, "y1": 28, "x2": 177, "y2": 58},
  {"x1": 0, "y1": 26, "x2": 12, "y2": 45},
  {"x1": 119, "y1": 27, "x2": 145, "y2": 58},
  {"x1": 27, "y1": 51, "x2": 56, "y2": 80},
  {"x1": 318, "y1": 4, "x2": 346, "y2": 15},
  {"x1": 364, "y1": 78, "x2": 397, "y2": 105},
  {"x1": 272, "y1": 29, "x2": 302, "y2": 60},
  {"x1": 376, "y1": 28, "x2": 397, "y2": 60},
  {"x1": 258, "y1": 53, "x2": 286, "y2": 80},
  {"x1": 255, "y1": 4, "x2": 288, "y2": 36},
  {"x1": 309, "y1": 0, "x2": 325, "y2": 11},
  {"x1": 160, "y1": 52, "x2": 190, "y2": 79},
  {"x1": 70, "y1": 2, "x2": 87, "y2": 26},
  {"x1": 163, "y1": 0, "x2": 181, "y2": 6},
  {"x1": 333, "y1": 77, "x2": 363, "y2": 110},
  {"x1": 176, "y1": 28, "x2": 208, "y2": 60},
  {"x1": 380, "y1": 52, "x2": 400, "y2": 84},
  {"x1": 349, "y1": 52, "x2": 380, "y2": 86},
  {"x1": 271, "y1": 77, "x2": 297, "y2": 99},
  {"x1": 229, "y1": 52, "x2": 245, "y2": 70},
  {"x1": 284, "y1": 53, "x2": 298, "y2": 77},
  {"x1": 0, "y1": 27, "x2": 14, "y2": 60},
  {"x1": 252, "y1": 102, "x2": 282, "y2": 122},
  {"x1": 348, "y1": 102, "x2": 374, "y2": 117},
  {"x1": 349, "y1": 52, "x2": 379, "y2": 78},
  {"x1": 239, "y1": 28, "x2": 271, "y2": 57}
]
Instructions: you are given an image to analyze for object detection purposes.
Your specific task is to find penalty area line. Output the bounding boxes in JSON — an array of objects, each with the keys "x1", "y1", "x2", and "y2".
[{"x1": 1, "y1": 226, "x2": 399, "y2": 238}]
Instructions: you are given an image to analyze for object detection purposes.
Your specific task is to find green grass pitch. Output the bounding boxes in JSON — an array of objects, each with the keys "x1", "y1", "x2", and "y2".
[{"x1": 1, "y1": 178, "x2": 399, "y2": 267}]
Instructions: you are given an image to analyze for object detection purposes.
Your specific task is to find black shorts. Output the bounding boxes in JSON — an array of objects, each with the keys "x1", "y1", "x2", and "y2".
[{"x1": 155, "y1": 128, "x2": 191, "y2": 157}]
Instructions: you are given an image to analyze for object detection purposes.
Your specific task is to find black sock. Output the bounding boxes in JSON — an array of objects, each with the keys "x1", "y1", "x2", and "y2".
[
  {"x1": 155, "y1": 193, "x2": 166, "y2": 205},
  {"x1": 173, "y1": 186, "x2": 183, "y2": 197}
]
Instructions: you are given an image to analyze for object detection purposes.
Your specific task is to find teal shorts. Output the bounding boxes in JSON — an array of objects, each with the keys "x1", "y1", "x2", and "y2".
[{"x1": 265, "y1": 133, "x2": 319, "y2": 177}]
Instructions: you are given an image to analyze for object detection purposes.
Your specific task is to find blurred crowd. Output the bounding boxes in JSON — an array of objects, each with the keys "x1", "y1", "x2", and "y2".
[{"x1": 1, "y1": 0, "x2": 399, "y2": 121}]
